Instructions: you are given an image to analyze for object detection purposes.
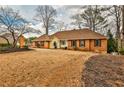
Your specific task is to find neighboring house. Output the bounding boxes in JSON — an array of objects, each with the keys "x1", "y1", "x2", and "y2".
[
  {"x1": 32, "y1": 28, "x2": 107, "y2": 53},
  {"x1": 0, "y1": 33, "x2": 25, "y2": 48},
  {"x1": 18, "y1": 35, "x2": 26, "y2": 48}
]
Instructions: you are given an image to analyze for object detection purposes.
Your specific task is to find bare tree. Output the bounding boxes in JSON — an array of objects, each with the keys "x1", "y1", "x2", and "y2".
[
  {"x1": 108, "y1": 5, "x2": 122, "y2": 50},
  {"x1": 110, "y1": 5, "x2": 121, "y2": 39},
  {"x1": 71, "y1": 14, "x2": 83, "y2": 29},
  {"x1": 0, "y1": 36, "x2": 10, "y2": 45},
  {"x1": 81, "y1": 6, "x2": 110, "y2": 31},
  {"x1": 121, "y1": 5, "x2": 124, "y2": 48},
  {"x1": 0, "y1": 26, "x2": 10, "y2": 45},
  {"x1": 0, "y1": 6, "x2": 28, "y2": 47},
  {"x1": 0, "y1": 6, "x2": 39, "y2": 48},
  {"x1": 54, "y1": 21, "x2": 66, "y2": 31},
  {"x1": 122, "y1": 6, "x2": 124, "y2": 37},
  {"x1": 34, "y1": 5, "x2": 56, "y2": 35}
]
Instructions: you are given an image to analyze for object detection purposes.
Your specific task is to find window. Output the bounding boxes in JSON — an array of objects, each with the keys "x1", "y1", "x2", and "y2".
[
  {"x1": 94, "y1": 39, "x2": 101, "y2": 47},
  {"x1": 71, "y1": 40, "x2": 76, "y2": 47},
  {"x1": 35, "y1": 41, "x2": 40, "y2": 47},
  {"x1": 40, "y1": 41, "x2": 44, "y2": 46},
  {"x1": 60, "y1": 40, "x2": 66, "y2": 45},
  {"x1": 79, "y1": 40, "x2": 85, "y2": 47},
  {"x1": 35, "y1": 42, "x2": 38, "y2": 46}
]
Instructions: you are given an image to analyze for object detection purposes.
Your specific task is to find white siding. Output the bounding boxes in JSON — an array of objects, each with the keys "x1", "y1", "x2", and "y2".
[
  {"x1": 60, "y1": 40, "x2": 68, "y2": 48},
  {"x1": 50, "y1": 37, "x2": 60, "y2": 48}
]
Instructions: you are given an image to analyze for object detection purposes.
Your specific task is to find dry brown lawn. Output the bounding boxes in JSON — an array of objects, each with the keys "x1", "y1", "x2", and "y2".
[{"x1": 0, "y1": 48, "x2": 95, "y2": 87}]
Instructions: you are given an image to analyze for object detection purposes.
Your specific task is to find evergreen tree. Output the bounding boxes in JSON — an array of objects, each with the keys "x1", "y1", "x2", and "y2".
[{"x1": 107, "y1": 30, "x2": 118, "y2": 53}]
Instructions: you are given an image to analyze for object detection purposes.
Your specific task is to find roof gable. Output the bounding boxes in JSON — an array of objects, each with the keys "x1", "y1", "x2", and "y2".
[{"x1": 33, "y1": 34, "x2": 51, "y2": 41}]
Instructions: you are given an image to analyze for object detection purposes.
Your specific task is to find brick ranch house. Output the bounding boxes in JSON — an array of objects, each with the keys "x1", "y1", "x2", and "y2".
[{"x1": 32, "y1": 28, "x2": 107, "y2": 53}]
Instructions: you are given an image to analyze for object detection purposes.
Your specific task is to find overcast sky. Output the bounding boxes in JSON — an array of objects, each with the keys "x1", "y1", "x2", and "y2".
[
  {"x1": 8, "y1": 5, "x2": 83, "y2": 36},
  {"x1": 9, "y1": 5, "x2": 82, "y2": 23}
]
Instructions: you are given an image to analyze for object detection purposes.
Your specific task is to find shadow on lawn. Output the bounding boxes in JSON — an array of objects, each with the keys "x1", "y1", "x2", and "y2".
[{"x1": 81, "y1": 55, "x2": 124, "y2": 87}]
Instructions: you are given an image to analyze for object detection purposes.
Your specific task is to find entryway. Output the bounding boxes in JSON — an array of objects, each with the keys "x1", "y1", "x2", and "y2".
[{"x1": 53, "y1": 41, "x2": 57, "y2": 49}]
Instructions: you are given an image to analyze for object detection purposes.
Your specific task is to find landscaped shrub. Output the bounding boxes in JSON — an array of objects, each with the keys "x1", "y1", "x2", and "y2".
[
  {"x1": 107, "y1": 39, "x2": 118, "y2": 53},
  {"x1": 0, "y1": 44, "x2": 11, "y2": 47},
  {"x1": 119, "y1": 48, "x2": 124, "y2": 55},
  {"x1": 0, "y1": 44, "x2": 12, "y2": 51},
  {"x1": 23, "y1": 45, "x2": 29, "y2": 49}
]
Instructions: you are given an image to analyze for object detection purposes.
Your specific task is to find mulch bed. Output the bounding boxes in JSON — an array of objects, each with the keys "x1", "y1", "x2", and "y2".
[
  {"x1": 82, "y1": 55, "x2": 124, "y2": 87},
  {"x1": 0, "y1": 48, "x2": 32, "y2": 54}
]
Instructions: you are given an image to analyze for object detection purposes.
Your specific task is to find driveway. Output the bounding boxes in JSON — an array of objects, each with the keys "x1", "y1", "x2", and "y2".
[{"x1": 0, "y1": 48, "x2": 95, "y2": 87}]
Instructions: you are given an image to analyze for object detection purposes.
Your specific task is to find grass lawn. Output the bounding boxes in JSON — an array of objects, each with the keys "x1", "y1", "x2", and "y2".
[{"x1": 0, "y1": 48, "x2": 95, "y2": 87}]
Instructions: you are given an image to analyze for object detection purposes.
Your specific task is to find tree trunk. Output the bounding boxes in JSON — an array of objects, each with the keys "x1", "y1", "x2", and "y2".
[
  {"x1": 122, "y1": 6, "x2": 124, "y2": 39},
  {"x1": 45, "y1": 26, "x2": 48, "y2": 35},
  {"x1": 122, "y1": 5, "x2": 124, "y2": 48},
  {"x1": 78, "y1": 23, "x2": 81, "y2": 29},
  {"x1": 113, "y1": 6, "x2": 121, "y2": 51},
  {"x1": 5, "y1": 38, "x2": 10, "y2": 46},
  {"x1": 12, "y1": 39, "x2": 17, "y2": 48},
  {"x1": 11, "y1": 32, "x2": 17, "y2": 48}
]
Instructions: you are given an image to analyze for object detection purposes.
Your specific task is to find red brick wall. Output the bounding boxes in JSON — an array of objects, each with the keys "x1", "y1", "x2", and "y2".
[
  {"x1": 67, "y1": 40, "x2": 90, "y2": 51},
  {"x1": 67, "y1": 39, "x2": 107, "y2": 53},
  {"x1": 19, "y1": 35, "x2": 25, "y2": 48},
  {"x1": 90, "y1": 39, "x2": 107, "y2": 53},
  {"x1": 32, "y1": 41, "x2": 50, "y2": 49},
  {"x1": 77, "y1": 40, "x2": 90, "y2": 51},
  {"x1": 44, "y1": 41, "x2": 50, "y2": 48},
  {"x1": 32, "y1": 42, "x2": 36, "y2": 48}
]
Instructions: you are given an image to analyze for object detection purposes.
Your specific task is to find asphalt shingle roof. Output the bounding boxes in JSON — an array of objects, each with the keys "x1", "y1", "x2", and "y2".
[{"x1": 33, "y1": 28, "x2": 107, "y2": 41}]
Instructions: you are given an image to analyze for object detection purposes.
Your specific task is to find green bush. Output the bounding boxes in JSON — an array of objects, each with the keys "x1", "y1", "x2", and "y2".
[
  {"x1": 0, "y1": 44, "x2": 10, "y2": 47},
  {"x1": 23, "y1": 45, "x2": 29, "y2": 49},
  {"x1": 107, "y1": 39, "x2": 118, "y2": 53},
  {"x1": 0, "y1": 44, "x2": 12, "y2": 51},
  {"x1": 119, "y1": 48, "x2": 124, "y2": 55}
]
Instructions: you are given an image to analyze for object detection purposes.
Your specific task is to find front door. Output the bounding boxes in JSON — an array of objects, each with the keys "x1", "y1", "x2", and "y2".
[
  {"x1": 53, "y1": 41, "x2": 57, "y2": 49},
  {"x1": 48, "y1": 41, "x2": 50, "y2": 48}
]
